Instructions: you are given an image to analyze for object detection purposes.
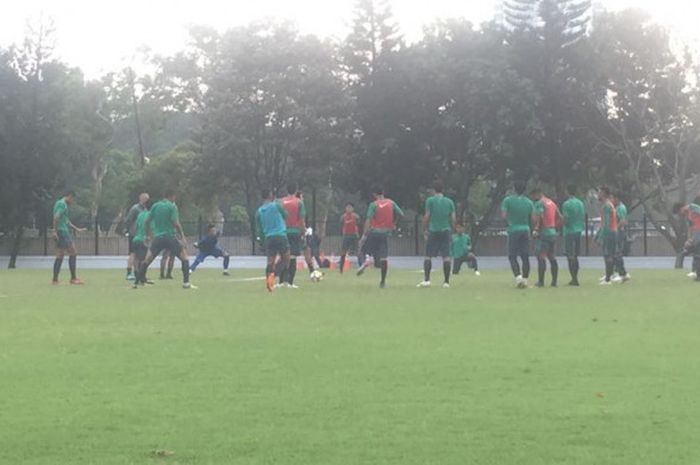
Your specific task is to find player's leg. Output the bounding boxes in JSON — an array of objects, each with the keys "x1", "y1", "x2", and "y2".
[
  {"x1": 339, "y1": 237, "x2": 349, "y2": 274},
  {"x1": 167, "y1": 253, "x2": 175, "y2": 279},
  {"x1": 547, "y1": 241, "x2": 558, "y2": 287},
  {"x1": 222, "y1": 250, "x2": 230, "y2": 275},
  {"x1": 160, "y1": 251, "x2": 168, "y2": 279},
  {"x1": 536, "y1": 239, "x2": 547, "y2": 287},
  {"x1": 602, "y1": 234, "x2": 615, "y2": 284},
  {"x1": 453, "y1": 255, "x2": 463, "y2": 275},
  {"x1": 136, "y1": 239, "x2": 161, "y2": 286},
  {"x1": 441, "y1": 232, "x2": 451, "y2": 287},
  {"x1": 174, "y1": 239, "x2": 192, "y2": 287},
  {"x1": 507, "y1": 232, "x2": 521, "y2": 278},
  {"x1": 566, "y1": 233, "x2": 580, "y2": 286},
  {"x1": 420, "y1": 232, "x2": 435, "y2": 287},
  {"x1": 66, "y1": 237, "x2": 82, "y2": 284},
  {"x1": 286, "y1": 234, "x2": 301, "y2": 287},
  {"x1": 52, "y1": 246, "x2": 65, "y2": 284},
  {"x1": 467, "y1": 253, "x2": 480, "y2": 274},
  {"x1": 614, "y1": 231, "x2": 629, "y2": 281},
  {"x1": 190, "y1": 252, "x2": 207, "y2": 272},
  {"x1": 519, "y1": 232, "x2": 531, "y2": 282},
  {"x1": 127, "y1": 236, "x2": 135, "y2": 280}
]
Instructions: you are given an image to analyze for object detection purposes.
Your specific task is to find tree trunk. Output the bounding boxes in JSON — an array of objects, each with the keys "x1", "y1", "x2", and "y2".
[{"x1": 8, "y1": 225, "x2": 25, "y2": 269}]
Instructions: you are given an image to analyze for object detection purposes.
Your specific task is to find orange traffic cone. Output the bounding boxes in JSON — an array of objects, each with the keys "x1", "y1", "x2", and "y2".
[{"x1": 296, "y1": 257, "x2": 305, "y2": 270}]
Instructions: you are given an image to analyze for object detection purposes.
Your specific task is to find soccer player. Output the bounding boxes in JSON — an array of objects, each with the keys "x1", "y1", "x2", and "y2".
[
  {"x1": 280, "y1": 184, "x2": 306, "y2": 288},
  {"x1": 530, "y1": 188, "x2": 562, "y2": 287},
  {"x1": 501, "y1": 181, "x2": 534, "y2": 288},
  {"x1": 130, "y1": 207, "x2": 153, "y2": 285},
  {"x1": 256, "y1": 188, "x2": 290, "y2": 292},
  {"x1": 51, "y1": 190, "x2": 86, "y2": 285},
  {"x1": 561, "y1": 185, "x2": 585, "y2": 286},
  {"x1": 134, "y1": 190, "x2": 195, "y2": 289},
  {"x1": 357, "y1": 186, "x2": 404, "y2": 288},
  {"x1": 672, "y1": 201, "x2": 700, "y2": 281},
  {"x1": 596, "y1": 187, "x2": 618, "y2": 285},
  {"x1": 417, "y1": 181, "x2": 456, "y2": 288},
  {"x1": 339, "y1": 203, "x2": 361, "y2": 273},
  {"x1": 190, "y1": 224, "x2": 231, "y2": 275},
  {"x1": 451, "y1": 224, "x2": 480, "y2": 276},
  {"x1": 611, "y1": 192, "x2": 631, "y2": 283},
  {"x1": 124, "y1": 192, "x2": 149, "y2": 281}
]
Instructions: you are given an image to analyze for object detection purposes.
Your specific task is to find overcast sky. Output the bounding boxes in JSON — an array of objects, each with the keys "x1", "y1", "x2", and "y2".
[{"x1": 1, "y1": 0, "x2": 698, "y2": 78}]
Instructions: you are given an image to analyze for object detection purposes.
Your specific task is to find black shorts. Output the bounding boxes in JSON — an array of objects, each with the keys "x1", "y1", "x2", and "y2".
[
  {"x1": 426, "y1": 230, "x2": 451, "y2": 258},
  {"x1": 287, "y1": 232, "x2": 303, "y2": 256},
  {"x1": 364, "y1": 233, "x2": 389, "y2": 260},
  {"x1": 128, "y1": 235, "x2": 136, "y2": 254},
  {"x1": 132, "y1": 241, "x2": 148, "y2": 261},
  {"x1": 341, "y1": 235, "x2": 359, "y2": 254},
  {"x1": 508, "y1": 231, "x2": 530, "y2": 257},
  {"x1": 56, "y1": 230, "x2": 73, "y2": 249},
  {"x1": 150, "y1": 236, "x2": 183, "y2": 258},
  {"x1": 266, "y1": 235, "x2": 290, "y2": 258},
  {"x1": 535, "y1": 235, "x2": 556, "y2": 257},
  {"x1": 564, "y1": 233, "x2": 581, "y2": 257}
]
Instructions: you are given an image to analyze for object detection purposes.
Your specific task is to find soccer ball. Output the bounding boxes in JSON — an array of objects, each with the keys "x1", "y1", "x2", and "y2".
[{"x1": 310, "y1": 270, "x2": 324, "y2": 282}]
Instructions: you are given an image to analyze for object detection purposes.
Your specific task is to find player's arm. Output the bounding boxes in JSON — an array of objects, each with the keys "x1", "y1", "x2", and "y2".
[
  {"x1": 422, "y1": 198, "x2": 430, "y2": 235},
  {"x1": 172, "y1": 207, "x2": 187, "y2": 244},
  {"x1": 450, "y1": 200, "x2": 457, "y2": 231},
  {"x1": 276, "y1": 201, "x2": 287, "y2": 218},
  {"x1": 500, "y1": 197, "x2": 508, "y2": 219},
  {"x1": 362, "y1": 204, "x2": 374, "y2": 238},
  {"x1": 555, "y1": 207, "x2": 564, "y2": 229},
  {"x1": 393, "y1": 202, "x2": 405, "y2": 228},
  {"x1": 68, "y1": 219, "x2": 86, "y2": 233},
  {"x1": 299, "y1": 200, "x2": 307, "y2": 231},
  {"x1": 52, "y1": 209, "x2": 61, "y2": 239}
]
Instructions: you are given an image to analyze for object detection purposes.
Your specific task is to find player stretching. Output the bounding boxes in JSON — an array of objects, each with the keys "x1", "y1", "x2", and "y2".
[
  {"x1": 190, "y1": 224, "x2": 231, "y2": 276},
  {"x1": 596, "y1": 187, "x2": 617, "y2": 285},
  {"x1": 611, "y1": 193, "x2": 631, "y2": 283},
  {"x1": 501, "y1": 181, "x2": 534, "y2": 288},
  {"x1": 280, "y1": 184, "x2": 306, "y2": 288},
  {"x1": 130, "y1": 207, "x2": 153, "y2": 285},
  {"x1": 672, "y1": 201, "x2": 700, "y2": 281},
  {"x1": 51, "y1": 190, "x2": 86, "y2": 285},
  {"x1": 339, "y1": 202, "x2": 361, "y2": 273},
  {"x1": 417, "y1": 182, "x2": 456, "y2": 288},
  {"x1": 561, "y1": 185, "x2": 585, "y2": 286},
  {"x1": 531, "y1": 188, "x2": 562, "y2": 288},
  {"x1": 256, "y1": 189, "x2": 290, "y2": 292},
  {"x1": 451, "y1": 224, "x2": 480, "y2": 276},
  {"x1": 357, "y1": 186, "x2": 404, "y2": 288},
  {"x1": 124, "y1": 192, "x2": 149, "y2": 281},
  {"x1": 134, "y1": 190, "x2": 195, "y2": 289}
]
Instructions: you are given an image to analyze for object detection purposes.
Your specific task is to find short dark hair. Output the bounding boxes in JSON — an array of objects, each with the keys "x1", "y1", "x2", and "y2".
[
  {"x1": 63, "y1": 189, "x2": 75, "y2": 197},
  {"x1": 672, "y1": 202, "x2": 685, "y2": 215},
  {"x1": 433, "y1": 181, "x2": 444, "y2": 193},
  {"x1": 261, "y1": 188, "x2": 273, "y2": 199},
  {"x1": 513, "y1": 181, "x2": 527, "y2": 195},
  {"x1": 567, "y1": 184, "x2": 577, "y2": 196},
  {"x1": 598, "y1": 186, "x2": 611, "y2": 197},
  {"x1": 346, "y1": 202, "x2": 354, "y2": 207},
  {"x1": 164, "y1": 189, "x2": 176, "y2": 198},
  {"x1": 207, "y1": 223, "x2": 216, "y2": 230},
  {"x1": 529, "y1": 187, "x2": 542, "y2": 197},
  {"x1": 372, "y1": 185, "x2": 384, "y2": 196},
  {"x1": 287, "y1": 183, "x2": 298, "y2": 195}
]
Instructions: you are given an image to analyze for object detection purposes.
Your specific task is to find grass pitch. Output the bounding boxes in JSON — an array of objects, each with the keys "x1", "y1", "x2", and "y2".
[{"x1": 1, "y1": 267, "x2": 699, "y2": 464}]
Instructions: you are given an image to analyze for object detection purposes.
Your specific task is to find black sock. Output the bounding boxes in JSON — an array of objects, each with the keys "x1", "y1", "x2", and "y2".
[
  {"x1": 276, "y1": 261, "x2": 286, "y2": 283},
  {"x1": 182, "y1": 260, "x2": 190, "y2": 283},
  {"x1": 567, "y1": 257, "x2": 577, "y2": 282},
  {"x1": 605, "y1": 257, "x2": 614, "y2": 281},
  {"x1": 617, "y1": 257, "x2": 627, "y2": 276},
  {"x1": 573, "y1": 258, "x2": 579, "y2": 281},
  {"x1": 443, "y1": 261, "x2": 451, "y2": 284},
  {"x1": 167, "y1": 262, "x2": 174, "y2": 278},
  {"x1": 127, "y1": 267, "x2": 132, "y2": 275},
  {"x1": 288, "y1": 258, "x2": 297, "y2": 285},
  {"x1": 550, "y1": 258, "x2": 558, "y2": 286},
  {"x1": 340, "y1": 254, "x2": 346, "y2": 272},
  {"x1": 380, "y1": 260, "x2": 388, "y2": 284},
  {"x1": 423, "y1": 259, "x2": 432, "y2": 282},
  {"x1": 521, "y1": 255, "x2": 530, "y2": 279},
  {"x1": 68, "y1": 255, "x2": 77, "y2": 280},
  {"x1": 471, "y1": 257, "x2": 478, "y2": 271},
  {"x1": 537, "y1": 258, "x2": 546, "y2": 285},
  {"x1": 223, "y1": 256, "x2": 230, "y2": 270},
  {"x1": 52, "y1": 257, "x2": 63, "y2": 281},
  {"x1": 508, "y1": 257, "x2": 521, "y2": 277}
]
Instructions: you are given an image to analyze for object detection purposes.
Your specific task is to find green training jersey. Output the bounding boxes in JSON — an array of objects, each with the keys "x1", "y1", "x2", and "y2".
[
  {"x1": 132, "y1": 210, "x2": 150, "y2": 243},
  {"x1": 425, "y1": 194, "x2": 455, "y2": 232},
  {"x1": 616, "y1": 203, "x2": 628, "y2": 229},
  {"x1": 53, "y1": 198, "x2": 70, "y2": 233},
  {"x1": 501, "y1": 195, "x2": 534, "y2": 233},
  {"x1": 562, "y1": 196, "x2": 585, "y2": 235},
  {"x1": 150, "y1": 199, "x2": 179, "y2": 238},
  {"x1": 451, "y1": 233, "x2": 471, "y2": 258}
]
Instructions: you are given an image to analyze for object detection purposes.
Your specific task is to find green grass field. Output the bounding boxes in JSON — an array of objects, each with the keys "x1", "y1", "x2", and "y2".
[{"x1": 1, "y1": 267, "x2": 699, "y2": 465}]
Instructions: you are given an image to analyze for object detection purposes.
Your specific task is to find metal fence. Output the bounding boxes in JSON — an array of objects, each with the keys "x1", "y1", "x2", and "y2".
[{"x1": 0, "y1": 214, "x2": 679, "y2": 257}]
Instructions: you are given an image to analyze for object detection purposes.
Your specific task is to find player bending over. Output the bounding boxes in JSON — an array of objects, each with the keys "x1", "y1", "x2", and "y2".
[
  {"x1": 134, "y1": 190, "x2": 195, "y2": 289},
  {"x1": 357, "y1": 186, "x2": 404, "y2": 288},
  {"x1": 256, "y1": 188, "x2": 291, "y2": 292},
  {"x1": 673, "y1": 201, "x2": 700, "y2": 282},
  {"x1": 452, "y1": 224, "x2": 480, "y2": 276},
  {"x1": 561, "y1": 185, "x2": 585, "y2": 286},
  {"x1": 531, "y1": 187, "x2": 562, "y2": 288},
  {"x1": 190, "y1": 224, "x2": 231, "y2": 276},
  {"x1": 417, "y1": 181, "x2": 456, "y2": 288},
  {"x1": 51, "y1": 190, "x2": 87, "y2": 285},
  {"x1": 501, "y1": 181, "x2": 534, "y2": 288}
]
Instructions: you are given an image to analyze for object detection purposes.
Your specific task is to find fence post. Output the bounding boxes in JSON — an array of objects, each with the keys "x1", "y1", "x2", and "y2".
[
  {"x1": 94, "y1": 215, "x2": 99, "y2": 256},
  {"x1": 43, "y1": 209, "x2": 49, "y2": 256},
  {"x1": 414, "y1": 214, "x2": 420, "y2": 255},
  {"x1": 643, "y1": 213, "x2": 648, "y2": 256},
  {"x1": 584, "y1": 213, "x2": 589, "y2": 256}
]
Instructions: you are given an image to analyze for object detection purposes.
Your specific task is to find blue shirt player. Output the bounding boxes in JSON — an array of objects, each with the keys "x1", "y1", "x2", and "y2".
[
  {"x1": 256, "y1": 188, "x2": 290, "y2": 292},
  {"x1": 190, "y1": 224, "x2": 231, "y2": 275}
]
